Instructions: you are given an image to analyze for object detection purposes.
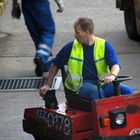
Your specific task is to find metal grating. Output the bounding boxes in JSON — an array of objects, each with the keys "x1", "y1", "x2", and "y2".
[{"x1": 0, "y1": 77, "x2": 62, "y2": 92}]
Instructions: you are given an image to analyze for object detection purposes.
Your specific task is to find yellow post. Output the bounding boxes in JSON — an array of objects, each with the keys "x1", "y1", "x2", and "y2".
[{"x1": 0, "y1": 0, "x2": 6, "y2": 16}]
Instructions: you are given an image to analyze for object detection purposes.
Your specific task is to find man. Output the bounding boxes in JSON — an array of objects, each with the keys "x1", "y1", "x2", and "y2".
[
  {"x1": 12, "y1": 0, "x2": 64, "y2": 76},
  {"x1": 40, "y1": 17, "x2": 134, "y2": 100}
]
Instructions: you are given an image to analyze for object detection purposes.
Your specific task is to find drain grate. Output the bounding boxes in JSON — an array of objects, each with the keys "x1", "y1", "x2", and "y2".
[{"x1": 0, "y1": 77, "x2": 62, "y2": 92}]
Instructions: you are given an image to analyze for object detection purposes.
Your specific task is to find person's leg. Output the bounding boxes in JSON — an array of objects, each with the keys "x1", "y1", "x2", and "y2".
[
  {"x1": 22, "y1": 0, "x2": 44, "y2": 76},
  {"x1": 22, "y1": 0, "x2": 55, "y2": 76},
  {"x1": 21, "y1": 0, "x2": 40, "y2": 49},
  {"x1": 102, "y1": 83, "x2": 134, "y2": 98},
  {"x1": 78, "y1": 80, "x2": 105, "y2": 101},
  {"x1": 120, "y1": 84, "x2": 134, "y2": 95},
  {"x1": 33, "y1": 0, "x2": 55, "y2": 72}
]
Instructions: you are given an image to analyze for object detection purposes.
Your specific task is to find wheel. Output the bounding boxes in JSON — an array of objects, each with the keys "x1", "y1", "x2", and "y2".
[{"x1": 124, "y1": 0, "x2": 140, "y2": 40}]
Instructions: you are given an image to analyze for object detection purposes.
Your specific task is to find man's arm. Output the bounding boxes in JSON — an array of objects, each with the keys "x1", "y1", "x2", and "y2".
[
  {"x1": 104, "y1": 41, "x2": 120, "y2": 83},
  {"x1": 104, "y1": 64, "x2": 120, "y2": 83},
  {"x1": 39, "y1": 64, "x2": 59, "y2": 97},
  {"x1": 46, "y1": 64, "x2": 59, "y2": 87},
  {"x1": 110, "y1": 64, "x2": 120, "y2": 77}
]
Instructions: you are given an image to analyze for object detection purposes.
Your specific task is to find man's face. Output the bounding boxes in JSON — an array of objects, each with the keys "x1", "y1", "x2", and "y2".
[{"x1": 74, "y1": 25, "x2": 87, "y2": 44}]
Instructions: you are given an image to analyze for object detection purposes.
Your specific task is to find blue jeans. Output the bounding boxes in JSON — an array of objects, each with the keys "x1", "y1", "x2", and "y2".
[
  {"x1": 22, "y1": 0, "x2": 55, "y2": 49},
  {"x1": 22, "y1": 0, "x2": 55, "y2": 69},
  {"x1": 78, "y1": 80, "x2": 134, "y2": 101}
]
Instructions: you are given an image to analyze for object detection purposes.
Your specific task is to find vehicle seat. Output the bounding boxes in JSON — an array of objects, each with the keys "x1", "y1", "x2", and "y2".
[{"x1": 61, "y1": 67, "x2": 92, "y2": 112}]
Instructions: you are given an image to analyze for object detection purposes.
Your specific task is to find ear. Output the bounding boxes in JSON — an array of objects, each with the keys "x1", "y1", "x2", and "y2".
[{"x1": 85, "y1": 30, "x2": 90, "y2": 35}]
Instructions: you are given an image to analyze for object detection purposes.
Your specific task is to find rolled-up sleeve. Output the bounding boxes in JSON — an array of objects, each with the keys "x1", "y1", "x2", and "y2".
[
  {"x1": 52, "y1": 40, "x2": 73, "y2": 69},
  {"x1": 105, "y1": 41, "x2": 120, "y2": 70}
]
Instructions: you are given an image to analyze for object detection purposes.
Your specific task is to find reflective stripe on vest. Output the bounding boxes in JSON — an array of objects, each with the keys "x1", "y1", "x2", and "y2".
[{"x1": 65, "y1": 36, "x2": 109, "y2": 92}]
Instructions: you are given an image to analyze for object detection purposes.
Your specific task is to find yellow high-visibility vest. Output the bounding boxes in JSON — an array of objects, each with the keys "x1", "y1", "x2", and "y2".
[{"x1": 65, "y1": 36, "x2": 109, "y2": 92}]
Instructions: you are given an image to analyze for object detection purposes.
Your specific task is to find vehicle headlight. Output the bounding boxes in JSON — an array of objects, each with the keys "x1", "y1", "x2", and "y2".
[
  {"x1": 115, "y1": 113, "x2": 125, "y2": 125},
  {"x1": 109, "y1": 109, "x2": 127, "y2": 129}
]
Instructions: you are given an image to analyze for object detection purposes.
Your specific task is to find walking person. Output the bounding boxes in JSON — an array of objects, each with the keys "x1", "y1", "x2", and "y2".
[{"x1": 12, "y1": 0, "x2": 64, "y2": 76}]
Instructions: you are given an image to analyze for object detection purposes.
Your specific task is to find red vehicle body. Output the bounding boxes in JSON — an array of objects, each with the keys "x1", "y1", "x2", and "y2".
[{"x1": 23, "y1": 76, "x2": 140, "y2": 140}]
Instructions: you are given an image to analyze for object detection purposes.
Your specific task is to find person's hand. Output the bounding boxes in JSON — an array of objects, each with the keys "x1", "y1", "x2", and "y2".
[
  {"x1": 11, "y1": 2, "x2": 21, "y2": 19},
  {"x1": 54, "y1": 0, "x2": 64, "y2": 13},
  {"x1": 103, "y1": 74, "x2": 116, "y2": 84},
  {"x1": 39, "y1": 84, "x2": 50, "y2": 97}
]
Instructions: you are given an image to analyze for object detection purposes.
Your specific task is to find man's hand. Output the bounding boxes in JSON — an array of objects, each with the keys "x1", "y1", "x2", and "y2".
[
  {"x1": 54, "y1": 0, "x2": 64, "y2": 13},
  {"x1": 39, "y1": 84, "x2": 50, "y2": 97},
  {"x1": 11, "y1": 1, "x2": 21, "y2": 19},
  {"x1": 103, "y1": 74, "x2": 116, "y2": 84}
]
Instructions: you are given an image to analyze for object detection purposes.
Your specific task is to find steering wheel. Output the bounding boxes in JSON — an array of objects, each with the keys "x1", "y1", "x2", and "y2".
[
  {"x1": 114, "y1": 75, "x2": 132, "y2": 83},
  {"x1": 112, "y1": 75, "x2": 132, "y2": 96},
  {"x1": 97, "y1": 75, "x2": 133, "y2": 98}
]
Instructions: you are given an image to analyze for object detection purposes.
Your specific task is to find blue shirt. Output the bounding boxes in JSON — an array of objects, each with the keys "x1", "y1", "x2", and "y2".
[{"x1": 52, "y1": 40, "x2": 120, "y2": 80}]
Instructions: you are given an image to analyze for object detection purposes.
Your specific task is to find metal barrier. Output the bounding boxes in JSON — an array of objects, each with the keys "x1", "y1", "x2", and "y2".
[{"x1": 0, "y1": 77, "x2": 62, "y2": 92}]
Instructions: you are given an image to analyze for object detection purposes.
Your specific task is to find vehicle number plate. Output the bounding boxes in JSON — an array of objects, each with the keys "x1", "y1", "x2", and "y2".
[{"x1": 36, "y1": 110, "x2": 71, "y2": 135}]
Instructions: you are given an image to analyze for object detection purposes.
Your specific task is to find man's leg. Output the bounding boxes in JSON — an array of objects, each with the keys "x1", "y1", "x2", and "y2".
[
  {"x1": 22, "y1": 0, "x2": 55, "y2": 76},
  {"x1": 33, "y1": 0, "x2": 55, "y2": 76},
  {"x1": 21, "y1": 0, "x2": 40, "y2": 49},
  {"x1": 79, "y1": 80, "x2": 105, "y2": 101},
  {"x1": 102, "y1": 83, "x2": 134, "y2": 97},
  {"x1": 22, "y1": 0, "x2": 44, "y2": 76},
  {"x1": 120, "y1": 84, "x2": 134, "y2": 95}
]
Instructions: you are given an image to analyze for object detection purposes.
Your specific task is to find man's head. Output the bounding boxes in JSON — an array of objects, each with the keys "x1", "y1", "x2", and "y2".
[{"x1": 74, "y1": 17, "x2": 94, "y2": 44}]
